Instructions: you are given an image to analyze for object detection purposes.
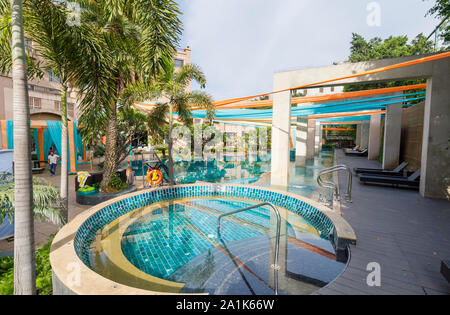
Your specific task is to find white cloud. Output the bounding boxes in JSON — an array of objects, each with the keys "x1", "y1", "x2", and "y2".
[{"x1": 178, "y1": 0, "x2": 438, "y2": 101}]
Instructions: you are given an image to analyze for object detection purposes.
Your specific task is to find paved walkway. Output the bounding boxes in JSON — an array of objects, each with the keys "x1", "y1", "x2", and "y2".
[{"x1": 316, "y1": 150, "x2": 450, "y2": 295}]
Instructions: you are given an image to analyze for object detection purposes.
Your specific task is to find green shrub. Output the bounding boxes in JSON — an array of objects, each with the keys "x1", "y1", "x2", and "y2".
[
  {"x1": 108, "y1": 174, "x2": 127, "y2": 191},
  {"x1": 0, "y1": 236, "x2": 54, "y2": 295}
]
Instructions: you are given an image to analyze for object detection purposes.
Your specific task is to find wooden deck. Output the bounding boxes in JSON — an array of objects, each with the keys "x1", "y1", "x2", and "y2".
[{"x1": 315, "y1": 149, "x2": 450, "y2": 295}]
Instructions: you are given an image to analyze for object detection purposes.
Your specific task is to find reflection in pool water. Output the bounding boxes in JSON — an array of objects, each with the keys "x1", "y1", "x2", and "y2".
[{"x1": 128, "y1": 151, "x2": 335, "y2": 202}]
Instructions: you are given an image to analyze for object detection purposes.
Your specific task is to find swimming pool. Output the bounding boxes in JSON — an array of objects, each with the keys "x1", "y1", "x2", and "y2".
[
  {"x1": 129, "y1": 151, "x2": 335, "y2": 202},
  {"x1": 51, "y1": 184, "x2": 356, "y2": 295}
]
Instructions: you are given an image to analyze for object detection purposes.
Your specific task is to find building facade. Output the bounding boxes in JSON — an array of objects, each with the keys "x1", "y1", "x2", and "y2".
[{"x1": 0, "y1": 46, "x2": 192, "y2": 121}]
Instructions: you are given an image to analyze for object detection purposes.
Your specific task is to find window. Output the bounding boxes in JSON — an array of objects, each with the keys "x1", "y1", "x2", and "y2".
[
  {"x1": 55, "y1": 101, "x2": 61, "y2": 111},
  {"x1": 331, "y1": 86, "x2": 335, "y2": 92},
  {"x1": 174, "y1": 59, "x2": 184, "y2": 68},
  {"x1": 319, "y1": 87, "x2": 324, "y2": 93},
  {"x1": 303, "y1": 89, "x2": 308, "y2": 96},
  {"x1": 29, "y1": 97, "x2": 41, "y2": 109},
  {"x1": 48, "y1": 69, "x2": 60, "y2": 83}
]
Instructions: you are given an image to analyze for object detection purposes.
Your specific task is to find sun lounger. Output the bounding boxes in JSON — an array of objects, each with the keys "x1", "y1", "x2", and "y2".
[
  {"x1": 441, "y1": 260, "x2": 450, "y2": 283},
  {"x1": 359, "y1": 169, "x2": 421, "y2": 189},
  {"x1": 0, "y1": 216, "x2": 14, "y2": 242},
  {"x1": 344, "y1": 148, "x2": 368, "y2": 157},
  {"x1": 354, "y1": 161, "x2": 408, "y2": 175}
]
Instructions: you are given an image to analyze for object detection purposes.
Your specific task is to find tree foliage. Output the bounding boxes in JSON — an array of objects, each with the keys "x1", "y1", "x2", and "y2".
[
  {"x1": 345, "y1": 33, "x2": 435, "y2": 92},
  {"x1": 426, "y1": 0, "x2": 450, "y2": 48}
]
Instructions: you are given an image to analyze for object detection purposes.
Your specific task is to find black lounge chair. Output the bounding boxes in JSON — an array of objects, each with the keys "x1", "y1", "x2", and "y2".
[
  {"x1": 344, "y1": 148, "x2": 368, "y2": 157},
  {"x1": 0, "y1": 216, "x2": 14, "y2": 242},
  {"x1": 359, "y1": 169, "x2": 421, "y2": 189},
  {"x1": 441, "y1": 260, "x2": 450, "y2": 283},
  {"x1": 354, "y1": 161, "x2": 408, "y2": 176}
]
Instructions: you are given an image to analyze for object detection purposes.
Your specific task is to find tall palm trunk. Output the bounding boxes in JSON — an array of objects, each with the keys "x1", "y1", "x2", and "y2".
[
  {"x1": 11, "y1": 0, "x2": 36, "y2": 295},
  {"x1": 101, "y1": 101, "x2": 118, "y2": 189},
  {"x1": 60, "y1": 84, "x2": 68, "y2": 221},
  {"x1": 167, "y1": 104, "x2": 175, "y2": 185}
]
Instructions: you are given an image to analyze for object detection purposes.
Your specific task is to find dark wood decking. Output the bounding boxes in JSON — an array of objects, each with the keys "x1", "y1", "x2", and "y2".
[{"x1": 315, "y1": 149, "x2": 450, "y2": 295}]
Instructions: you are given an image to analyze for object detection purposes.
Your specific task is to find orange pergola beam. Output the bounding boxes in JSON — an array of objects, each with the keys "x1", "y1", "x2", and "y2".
[
  {"x1": 323, "y1": 128, "x2": 356, "y2": 131},
  {"x1": 214, "y1": 84, "x2": 426, "y2": 110},
  {"x1": 213, "y1": 51, "x2": 449, "y2": 107},
  {"x1": 309, "y1": 110, "x2": 385, "y2": 120},
  {"x1": 321, "y1": 121, "x2": 365, "y2": 125}
]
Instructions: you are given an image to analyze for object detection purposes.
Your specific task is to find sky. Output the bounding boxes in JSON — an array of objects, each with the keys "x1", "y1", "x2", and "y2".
[{"x1": 177, "y1": 0, "x2": 440, "y2": 101}]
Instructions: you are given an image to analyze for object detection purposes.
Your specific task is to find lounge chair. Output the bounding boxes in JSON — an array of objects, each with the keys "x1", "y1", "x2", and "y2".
[
  {"x1": 354, "y1": 161, "x2": 408, "y2": 176},
  {"x1": 359, "y1": 169, "x2": 421, "y2": 189},
  {"x1": 344, "y1": 148, "x2": 368, "y2": 157},
  {"x1": 441, "y1": 260, "x2": 450, "y2": 283},
  {"x1": 0, "y1": 216, "x2": 14, "y2": 242}
]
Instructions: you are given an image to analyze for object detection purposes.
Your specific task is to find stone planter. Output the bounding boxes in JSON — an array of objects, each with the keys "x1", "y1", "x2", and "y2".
[{"x1": 76, "y1": 185, "x2": 138, "y2": 206}]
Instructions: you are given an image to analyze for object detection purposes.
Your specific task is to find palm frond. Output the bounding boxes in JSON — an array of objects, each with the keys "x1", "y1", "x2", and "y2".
[
  {"x1": 147, "y1": 103, "x2": 169, "y2": 138},
  {"x1": 0, "y1": 175, "x2": 65, "y2": 227},
  {"x1": 186, "y1": 91, "x2": 215, "y2": 123},
  {"x1": 174, "y1": 64, "x2": 206, "y2": 88}
]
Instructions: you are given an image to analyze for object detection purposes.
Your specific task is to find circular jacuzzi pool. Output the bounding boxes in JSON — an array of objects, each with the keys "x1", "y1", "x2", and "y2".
[{"x1": 50, "y1": 184, "x2": 356, "y2": 295}]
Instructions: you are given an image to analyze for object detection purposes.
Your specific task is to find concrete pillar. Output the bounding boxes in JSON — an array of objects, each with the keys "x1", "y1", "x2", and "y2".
[
  {"x1": 360, "y1": 122, "x2": 370, "y2": 150},
  {"x1": 271, "y1": 90, "x2": 292, "y2": 187},
  {"x1": 314, "y1": 121, "x2": 320, "y2": 155},
  {"x1": 319, "y1": 125, "x2": 323, "y2": 153},
  {"x1": 306, "y1": 119, "x2": 316, "y2": 160},
  {"x1": 295, "y1": 116, "x2": 307, "y2": 167},
  {"x1": 382, "y1": 103, "x2": 402, "y2": 170},
  {"x1": 355, "y1": 125, "x2": 362, "y2": 147},
  {"x1": 368, "y1": 114, "x2": 381, "y2": 160},
  {"x1": 420, "y1": 62, "x2": 450, "y2": 199}
]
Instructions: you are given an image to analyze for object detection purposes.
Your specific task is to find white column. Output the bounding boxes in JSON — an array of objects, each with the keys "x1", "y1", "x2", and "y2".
[
  {"x1": 368, "y1": 114, "x2": 381, "y2": 160},
  {"x1": 319, "y1": 124, "x2": 323, "y2": 152},
  {"x1": 295, "y1": 116, "x2": 307, "y2": 167},
  {"x1": 306, "y1": 119, "x2": 316, "y2": 160},
  {"x1": 271, "y1": 90, "x2": 292, "y2": 187},
  {"x1": 382, "y1": 103, "x2": 402, "y2": 169},
  {"x1": 314, "y1": 121, "x2": 320, "y2": 155},
  {"x1": 360, "y1": 122, "x2": 370, "y2": 150},
  {"x1": 420, "y1": 58, "x2": 450, "y2": 199},
  {"x1": 355, "y1": 125, "x2": 362, "y2": 147}
]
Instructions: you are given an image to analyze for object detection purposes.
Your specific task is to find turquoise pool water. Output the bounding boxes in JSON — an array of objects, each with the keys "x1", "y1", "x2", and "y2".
[
  {"x1": 92, "y1": 196, "x2": 345, "y2": 295},
  {"x1": 129, "y1": 151, "x2": 335, "y2": 202}
]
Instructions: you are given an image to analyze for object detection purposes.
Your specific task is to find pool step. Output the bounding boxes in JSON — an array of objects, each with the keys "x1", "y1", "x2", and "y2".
[
  {"x1": 168, "y1": 235, "x2": 344, "y2": 295},
  {"x1": 168, "y1": 236, "x2": 276, "y2": 295}
]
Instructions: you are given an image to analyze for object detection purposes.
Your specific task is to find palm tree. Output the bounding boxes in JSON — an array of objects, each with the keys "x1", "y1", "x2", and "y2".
[
  {"x1": 0, "y1": 173, "x2": 65, "y2": 227},
  {"x1": 73, "y1": 0, "x2": 183, "y2": 190},
  {"x1": 24, "y1": 0, "x2": 94, "y2": 220},
  {"x1": 10, "y1": 0, "x2": 35, "y2": 295},
  {"x1": 146, "y1": 64, "x2": 215, "y2": 185}
]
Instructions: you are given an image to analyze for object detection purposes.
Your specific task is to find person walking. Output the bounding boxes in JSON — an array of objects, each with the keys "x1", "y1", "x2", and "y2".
[{"x1": 48, "y1": 151, "x2": 60, "y2": 176}]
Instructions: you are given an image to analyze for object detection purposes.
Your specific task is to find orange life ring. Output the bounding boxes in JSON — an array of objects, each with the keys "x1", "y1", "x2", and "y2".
[{"x1": 146, "y1": 169, "x2": 163, "y2": 186}]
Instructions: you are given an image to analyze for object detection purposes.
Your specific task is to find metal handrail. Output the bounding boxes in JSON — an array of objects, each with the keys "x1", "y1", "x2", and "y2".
[
  {"x1": 317, "y1": 165, "x2": 352, "y2": 202},
  {"x1": 216, "y1": 202, "x2": 281, "y2": 295}
]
